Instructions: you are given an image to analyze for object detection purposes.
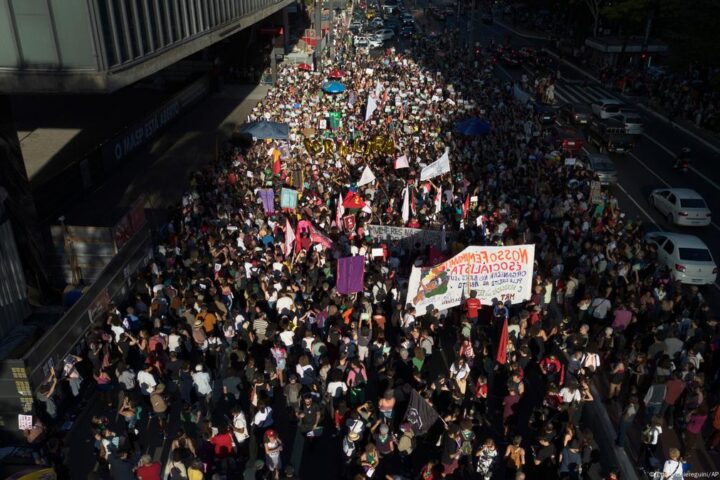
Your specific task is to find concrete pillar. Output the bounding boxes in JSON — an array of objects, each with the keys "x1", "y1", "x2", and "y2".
[
  {"x1": 0, "y1": 95, "x2": 52, "y2": 298},
  {"x1": 315, "y1": 0, "x2": 321, "y2": 39},
  {"x1": 282, "y1": 6, "x2": 290, "y2": 53}
]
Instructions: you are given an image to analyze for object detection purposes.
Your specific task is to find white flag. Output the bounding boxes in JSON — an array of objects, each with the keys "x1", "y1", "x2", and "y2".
[
  {"x1": 435, "y1": 188, "x2": 442, "y2": 214},
  {"x1": 285, "y1": 218, "x2": 295, "y2": 256},
  {"x1": 394, "y1": 155, "x2": 409, "y2": 169},
  {"x1": 420, "y1": 148, "x2": 451, "y2": 181},
  {"x1": 402, "y1": 186, "x2": 410, "y2": 224},
  {"x1": 335, "y1": 192, "x2": 345, "y2": 227},
  {"x1": 365, "y1": 93, "x2": 378, "y2": 121},
  {"x1": 357, "y1": 165, "x2": 376, "y2": 187}
]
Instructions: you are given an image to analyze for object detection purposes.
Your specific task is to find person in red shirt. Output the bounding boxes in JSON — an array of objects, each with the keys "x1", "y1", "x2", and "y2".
[
  {"x1": 135, "y1": 454, "x2": 161, "y2": 480},
  {"x1": 211, "y1": 425, "x2": 235, "y2": 459},
  {"x1": 465, "y1": 290, "x2": 481, "y2": 322}
]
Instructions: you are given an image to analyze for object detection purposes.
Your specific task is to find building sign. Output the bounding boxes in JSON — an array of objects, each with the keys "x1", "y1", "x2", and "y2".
[{"x1": 103, "y1": 100, "x2": 181, "y2": 165}]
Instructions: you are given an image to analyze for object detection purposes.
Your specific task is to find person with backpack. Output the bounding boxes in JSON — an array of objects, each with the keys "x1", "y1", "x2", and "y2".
[{"x1": 639, "y1": 416, "x2": 663, "y2": 469}]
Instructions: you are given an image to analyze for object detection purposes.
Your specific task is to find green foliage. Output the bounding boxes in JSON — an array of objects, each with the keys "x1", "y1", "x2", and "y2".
[{"x1": 601, "y1": 0, "x2": 650, "y2": 32}]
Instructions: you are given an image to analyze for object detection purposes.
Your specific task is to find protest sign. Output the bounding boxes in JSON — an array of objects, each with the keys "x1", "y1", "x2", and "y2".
[
  {"x1": 406, "y1": 245, "x2": 535, "y2": 315},
  {"x1": 281, "y1": 188, "x2": 298, "y2": 210},
  {"x1": 366, "y1": 224, "x2": 451, "y2": 249},
  {"x1": 420, "y1": 148, "x2": 450, "y2": 181},
  {"x1": 259, "y1": 189, "x2": 275, "y2": 214},
  {"x1": 336, "y1": 256, "x2": 365, "y2": 294}
]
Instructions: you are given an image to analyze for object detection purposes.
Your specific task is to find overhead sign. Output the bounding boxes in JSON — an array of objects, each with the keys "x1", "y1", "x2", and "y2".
[{"x1": 406, "y1": 245, "x2": 535, "y2": 315}]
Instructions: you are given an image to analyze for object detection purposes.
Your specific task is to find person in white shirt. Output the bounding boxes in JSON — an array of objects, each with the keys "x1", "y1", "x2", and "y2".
[
  {"x1": 192, "y1": 365, "x2": 212, "y2": 394},
  {"x1": 449, "y1": 358, "x2": 471, "y2": 395},
  {"x1": 137, "y1": 366, "x2": 157, "y2": 396},
  {"x1": 662, "y1": 448, "x2": 683, "y2": 479}
]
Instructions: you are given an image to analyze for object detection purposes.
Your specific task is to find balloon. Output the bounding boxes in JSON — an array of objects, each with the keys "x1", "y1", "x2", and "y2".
[
  {"x1": 339, "y1": 142, "x2": 350, "y2": 158},
  {"x1": 324, "y1": 139, "x2": 335, "y2": 154},
  {"x1": 383, "y1": 137, "x2": 395, "y2": 155},
  {"x1": 304, "y1": 138, "x2": 314, "y2": 154},
  {"x1": 353, "y1": 138, "x2": 364, "y2": 154}
]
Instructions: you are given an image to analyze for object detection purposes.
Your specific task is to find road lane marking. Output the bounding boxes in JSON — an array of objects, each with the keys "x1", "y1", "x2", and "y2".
[
  {"x1": 614, "y1": 182, "x2": 661, "y2": 230},
  {"x1": 643, "y1": 133, "x2": 720, "y2": 192},
  {"x1": 628, "y1": 152, "x2": 671, "y2": 188}
]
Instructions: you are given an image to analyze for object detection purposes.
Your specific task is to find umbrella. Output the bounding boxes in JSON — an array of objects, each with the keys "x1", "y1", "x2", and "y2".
[
  {"x1": 328, "y1": 69, "x2": 344, "y2": 79},
  {"x1": 322, "y1": 81, "x2": 346, "y2": 94},
  {"x1": 298, "y1": 63, "x2": 312, "y2": 71},
  {"x1": 454, "y1": 118, "x2": 491, "y2": 136},
  {"x1": 237, "y1": 121, "x2": 290, "y2": 140}
]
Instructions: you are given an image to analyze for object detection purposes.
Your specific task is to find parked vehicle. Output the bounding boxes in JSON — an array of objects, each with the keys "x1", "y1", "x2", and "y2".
[
  {"x1": 649, "y1": 188, "x2": 712, "y2": 227},
  {"x1": 591, "y1": 98, "x2": 623, "y2": 119},
  {"x1": 587, "y1": 118, "x2": 634, "y2": 154},
  {"x1": 586, "y1": 153, "x2": 617, "y2": 185},
  {"x1": 644, "y1": 232, "x2": 717, "y2": 285}
]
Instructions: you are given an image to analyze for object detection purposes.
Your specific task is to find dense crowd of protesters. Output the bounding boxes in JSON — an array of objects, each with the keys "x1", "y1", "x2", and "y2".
[{"x1": 24, "y1": 4, "x2": 720, "y2": 480}]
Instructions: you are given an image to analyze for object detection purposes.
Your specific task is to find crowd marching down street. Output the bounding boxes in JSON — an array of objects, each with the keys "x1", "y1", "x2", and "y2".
[{"x1": 28, "y1": 5, "x2": 720, "y2": 480}]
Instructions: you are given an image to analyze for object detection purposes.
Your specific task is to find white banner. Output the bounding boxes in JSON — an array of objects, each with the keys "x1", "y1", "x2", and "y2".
[
  {"x1": 406, "y1": 245, "x2": 535, "y2": 315},
  {"x1": 366, "y1": 224, "x2": 451, "y2": 249},
  {"x1": 420, "y1": 148, "x2": 450, "y2": 181}
]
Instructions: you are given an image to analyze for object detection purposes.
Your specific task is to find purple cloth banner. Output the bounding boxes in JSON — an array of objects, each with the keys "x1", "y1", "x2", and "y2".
[
  {"x1": 259, "y1": 189, "x2": 274, "y2": 214},
  {"x1": 336, "y1": 255, "x2": 365, "y2": 294}
]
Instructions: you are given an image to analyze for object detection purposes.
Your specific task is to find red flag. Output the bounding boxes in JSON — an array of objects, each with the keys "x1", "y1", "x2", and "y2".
[
  {"x1": 463, "y1": 195, "x2": 470, "y2": 218},
  {"x1": 310, "y1": 225, "x2": 333, "y2": 249},
  {"x1": 559, "y1": 363, "x2": 566, "y2": 386},
  {"x1": 342, "y1": 192, "x2": 366, "y2": 209},
  {"x1": 496, "y1": 317, "x2": 508, "y2": 365}
]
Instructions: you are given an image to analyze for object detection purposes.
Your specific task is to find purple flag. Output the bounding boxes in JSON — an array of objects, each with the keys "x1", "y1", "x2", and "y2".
[
  {"x1": 259, "y1": 189, "x2": 274, "y2": 214},
  {"x1": 336, "y1": 256, "x2": 365, "y2": 294}
]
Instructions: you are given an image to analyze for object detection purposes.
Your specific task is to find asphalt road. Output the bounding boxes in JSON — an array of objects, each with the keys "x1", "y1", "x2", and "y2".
[{"x1": 455, "y1": 11, "x2": 720, "y2": 313}]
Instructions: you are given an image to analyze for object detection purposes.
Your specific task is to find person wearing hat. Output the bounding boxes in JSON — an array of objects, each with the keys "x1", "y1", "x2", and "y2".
[
  {"x1": 342, "y1": 430, "x2": 360, "y2": 473},
  {"x1": 263, "y1": 429, "x2": 283, "y2": 480}
]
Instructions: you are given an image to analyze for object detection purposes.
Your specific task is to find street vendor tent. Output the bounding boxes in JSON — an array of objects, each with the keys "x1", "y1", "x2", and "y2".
[{"x1": 238, "y1": 121, "x2": 290, "y2": 141}]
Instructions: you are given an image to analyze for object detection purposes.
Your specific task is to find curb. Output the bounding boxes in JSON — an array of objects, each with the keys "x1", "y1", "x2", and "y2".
[{"x1": 493, "y1": 18, "x2": 551, "y2": 41}]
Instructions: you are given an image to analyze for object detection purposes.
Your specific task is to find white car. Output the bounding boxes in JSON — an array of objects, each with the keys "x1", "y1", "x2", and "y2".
[
  {"x1": 591, "y1": 99, "x2": 623, "y2": 119},
  {"x1": 374, "y1": 28, "x2": 395, "y2": 41},
  {"x1": 353, "y1": 35, "x2": 369, "y2": 48},
  {"x1": 367, "y1": 34, "x2": 383, "y2": 48},
  {"x1": 616, "y1": 111, "x2": 644, "y2": 135},
  {"x1": 645, "y1": 232, "x2": 717, "y2": 285},
  {"x1": 649, "y1": 188, "x2": 712, "y2": 226}
]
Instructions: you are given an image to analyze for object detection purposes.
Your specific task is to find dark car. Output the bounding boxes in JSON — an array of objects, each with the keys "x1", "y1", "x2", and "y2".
[
  {"x1": 533, "y1": 102, "x2": 557, "y2": 125},
  {"x1": 560, "y1": 102, "x2": 593, "y2": 126},
  {"x1": 553, "y1": 127, "x2": 584, "y2": 152}
]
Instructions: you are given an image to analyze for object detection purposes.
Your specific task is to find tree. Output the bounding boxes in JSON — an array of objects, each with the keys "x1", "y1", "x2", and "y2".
[{"x1": 585, "y1": 0, "x2": 603, "y2": 37}]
